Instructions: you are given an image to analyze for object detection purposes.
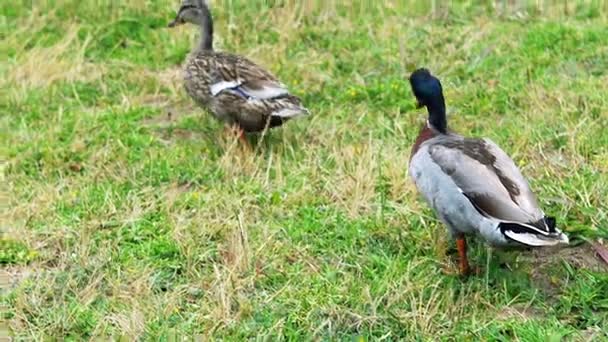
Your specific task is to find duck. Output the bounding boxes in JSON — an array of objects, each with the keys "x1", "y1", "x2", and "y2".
[
  {"x1": 407, "y1": 68, "x2": 569, "y2": 275},
  {"x1": 168, "y1": 0, "x2": 309, "y2": 145}
]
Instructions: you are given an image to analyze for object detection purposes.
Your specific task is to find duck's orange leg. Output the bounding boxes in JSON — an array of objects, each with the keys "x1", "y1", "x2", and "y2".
[
  {"x1": 236, "y1": 127, "x2": 249, "y2": 146},
  {"x1": 225, "y1": 125, "x2": 251, "y2": 150},
  {"x1": 456, "y1": 234, "x2": 471, "y2": 276}
]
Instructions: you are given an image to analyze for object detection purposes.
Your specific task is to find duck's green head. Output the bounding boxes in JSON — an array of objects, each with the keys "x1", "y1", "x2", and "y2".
[
  {"x1": 409, "y1": 68, "x2": 447, "y2": 133},
  {"x1": 408, "y1": 68, "x2": 443, "y2": 109}
]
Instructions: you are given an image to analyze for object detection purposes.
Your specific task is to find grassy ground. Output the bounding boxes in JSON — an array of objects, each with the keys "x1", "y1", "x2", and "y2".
[{"x1": 2, "y1": 0, "x2": 608, "y2": 339}]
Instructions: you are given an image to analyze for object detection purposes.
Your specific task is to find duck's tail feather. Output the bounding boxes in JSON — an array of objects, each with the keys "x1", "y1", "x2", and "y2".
[
  {"x1": 500, "y1": 222, "x2": 569, "y2": 247},
  {"x1": 268, "y1": 115, "x2": 285, "y2": 128},
  {"x1": 272, "y1": 106, "x2": 309, "y2": 119},
  {"x1": 544, "y1": 216, "x2": 557, "y2": 232}
]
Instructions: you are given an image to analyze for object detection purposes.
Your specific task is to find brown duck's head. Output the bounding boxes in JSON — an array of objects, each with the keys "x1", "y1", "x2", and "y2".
[
  {"x1": 168, "y1": 0, "x2": 213, "y2": 50},
  {"x1": 168, "y1": 0, "x2": 208, "y2": 28}
]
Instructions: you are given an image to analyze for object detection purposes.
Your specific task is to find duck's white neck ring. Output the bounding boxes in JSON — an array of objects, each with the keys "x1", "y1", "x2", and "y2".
[{"x1": 426, "y1": 119, "x2": 445, "y2": 134}]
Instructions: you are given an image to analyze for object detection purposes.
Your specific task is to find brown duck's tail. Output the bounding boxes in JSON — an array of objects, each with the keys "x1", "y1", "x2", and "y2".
[{"x1": 268, "y1": 116, "x2": 285, "y2": 128}]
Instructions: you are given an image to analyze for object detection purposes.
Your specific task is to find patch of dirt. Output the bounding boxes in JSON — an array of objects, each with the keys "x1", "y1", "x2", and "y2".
[
  {"x1": 137, "y1": 94, "x2": 172, "y2": 109},
  {"x1": 156, "y1": 127, "x2": 206, "y2": 142},
  {"x1": 496, "y1": 303, "x2": 544, "y2": 321},
  {"x1": 138, "y1": 98, "x2": 209, "y2": 143},
  {"x1": 139, "y1": 95, "x2": 199, "y2": 128},
  {"x1": 0, "y1": 266, "x2": 34, "y2": 292},
  {"x1": 164, "y1": 181, "x2": 194, "y2": 208},
  {"x1": 578, "y1": 326, "x2": 605, "y2": 341},
  {"x1": 523, "y1": 242, "x2": 608, "y2": 296},
  {"x1": 529, "y1": 242, "x2": 608, "y2": 272},
  {"x1": 141, "y1": 106, "x2": 199, "y2": 127}
]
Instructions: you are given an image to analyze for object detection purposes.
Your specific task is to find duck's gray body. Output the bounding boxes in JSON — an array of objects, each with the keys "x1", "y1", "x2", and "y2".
[{"x1": 409, "y1": 123, "x2": 569, "y2": 247}]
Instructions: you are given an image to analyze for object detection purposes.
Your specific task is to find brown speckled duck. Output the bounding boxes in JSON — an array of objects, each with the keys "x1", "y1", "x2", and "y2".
[
  {"x1": 168, "y1": 0, "x2": 309, "y2": 144},
  {"x1": 408, "y1": 68, "x2": 568, "y2": 275}
]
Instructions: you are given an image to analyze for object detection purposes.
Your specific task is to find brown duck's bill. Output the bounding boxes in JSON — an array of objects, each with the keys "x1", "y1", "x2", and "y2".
[{"x1": 167, "y1": 18, "x2": 183, "y2": 28}]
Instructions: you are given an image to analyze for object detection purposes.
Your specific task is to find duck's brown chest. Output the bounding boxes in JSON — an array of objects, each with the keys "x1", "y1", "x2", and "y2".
[
  {"x1": 183, "y1": 56, "x2": 215, "y2": 102},
  {"x1": 410, "y1": 124, "x2": 438, "y2": 161}
]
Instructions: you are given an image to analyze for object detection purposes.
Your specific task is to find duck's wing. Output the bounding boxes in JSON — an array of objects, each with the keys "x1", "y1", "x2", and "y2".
[
  {"x1": 209, "y1": 76, "x2": 289, "y2": 100},
  {"x1": 207, "y1": 53, "x2": 289, "y2": 98},
  {"x1": 206, "y1": 53, "x2": 309, "y2": 120},
  {"x1": 427, "y1": 135, "x2": 556, "y2": 238}
]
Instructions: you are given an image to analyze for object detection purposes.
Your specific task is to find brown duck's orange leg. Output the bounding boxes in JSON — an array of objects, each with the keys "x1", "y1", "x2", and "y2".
[
  {"x1": 456, "y1": 235, "x2": 471, "y2": 276},
  {"x1": 225, "y1": 125, "x2": 250, "y2": 150},
  {"x1": 236, "y1": 126, "x2": 251, "y2": 150}
]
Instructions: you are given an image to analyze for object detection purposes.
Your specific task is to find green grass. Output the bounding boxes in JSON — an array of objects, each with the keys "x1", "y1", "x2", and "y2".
[{"x1": 2, "y1": 0, "x2": 608, "y2": 340}]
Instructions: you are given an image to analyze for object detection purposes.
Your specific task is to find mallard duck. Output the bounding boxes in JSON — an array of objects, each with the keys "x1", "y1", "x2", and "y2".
[
  {"x1": 168, "y1": 0, "x2": 309, "y2": 144},
  {"x1": 407, "y1": 68, "x2": 569, "y2": 275}
]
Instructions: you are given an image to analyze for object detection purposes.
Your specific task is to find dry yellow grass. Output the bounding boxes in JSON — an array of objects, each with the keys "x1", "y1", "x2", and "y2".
[{"x1": 1, "y1": 0, "x2": 607, "y2": 339}]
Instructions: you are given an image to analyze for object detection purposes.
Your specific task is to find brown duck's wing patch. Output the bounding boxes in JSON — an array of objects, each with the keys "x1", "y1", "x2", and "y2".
[
  {"x1": 238, "y1": 79, "x2": 289, "y2": 100},
  {"x1": 211, "y1": 52, "x2": 279, "y2": 83},
  {"x1": 204, "y1": 53, "x2": 291, "y2": 100}
]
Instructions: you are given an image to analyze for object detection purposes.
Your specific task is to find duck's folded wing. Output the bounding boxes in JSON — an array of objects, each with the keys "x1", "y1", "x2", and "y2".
[
  {"x1": 208, "y1": 54, "x2": 290, "y2": 100},
  {"x1": 237, "y1": 79, "x2": 289, "y2": 99},
  {"x1": 427, "y1": 136, "x2": 545, "y2": 227},
  {"x1": 480, "y1": 138, "x2": 541, "y2": 215},
  {"x1": 209, "y1": 79, "x2": 289, "y2": 100}
]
